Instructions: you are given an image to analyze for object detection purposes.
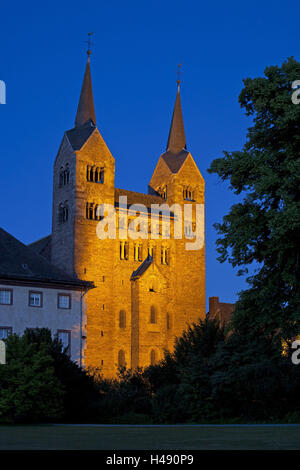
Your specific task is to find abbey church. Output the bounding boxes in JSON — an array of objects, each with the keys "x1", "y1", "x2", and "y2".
[{"x1": 30, "y1": 51, "x2": 206, "y2": 377}]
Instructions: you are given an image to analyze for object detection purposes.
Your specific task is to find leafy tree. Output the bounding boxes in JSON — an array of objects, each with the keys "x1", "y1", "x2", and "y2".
[
  {"x1": 0, "y1": 328, "x2": 104, "y2": 423},
  {"x1": 208, "y1": 57, "x2": 300, "y2": 342},
  {"x1": 21, "y1": 328, "x2": 101, "y2": 422},
  {"x1": 0, "y1": 332, "x2": 64, "y2": 423},
  {"x1": 149, "y1": 318, "x2": 225, "y2": 423}
]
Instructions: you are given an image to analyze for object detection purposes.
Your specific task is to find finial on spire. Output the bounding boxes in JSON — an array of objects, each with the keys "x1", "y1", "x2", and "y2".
[
  {"x1": 166, "y1": 69, "x2": 186, "y2": 154},
  {"x1": 177, "y1": 63, "x2": 182, "y2": 89},
  {"x1": 74, "y1": 41, "x2": 96, "y2": 128},
  {"x1": 86, "y1": 32, "x2": 94, "y2": 59}
]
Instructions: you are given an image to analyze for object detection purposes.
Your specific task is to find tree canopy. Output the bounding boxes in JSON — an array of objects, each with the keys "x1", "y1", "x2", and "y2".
[{"x1": 208, "y1": 57, "x2": 300, "y2": 342}]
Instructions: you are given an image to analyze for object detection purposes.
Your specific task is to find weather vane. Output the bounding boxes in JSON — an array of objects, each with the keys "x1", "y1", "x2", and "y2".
[
  {"x1": 177, "y1": 63, "x2": 183, "y2": 85},
  {"x1": 86, "y1": 32, "x2": 94, "y2": 56}
]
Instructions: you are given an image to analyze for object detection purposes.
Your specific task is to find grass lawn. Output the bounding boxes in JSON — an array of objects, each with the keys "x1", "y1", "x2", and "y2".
[{"x1": 0, "y1": 424, "x2": 300, "y2": 450}]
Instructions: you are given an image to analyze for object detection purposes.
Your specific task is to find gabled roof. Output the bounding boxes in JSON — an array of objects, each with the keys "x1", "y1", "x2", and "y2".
[
  {"x1": 0, "y1": 228, "x2": 93, "y2": 289},
  {"x1": 131, "y1": 255, "x2": 153, "y2": 280},
  {"x1": 28, "y1": 234, "x2": 51, "y2": 261},
  {"x1": 115, "y1": 188, "x2": 174, "y2": 217},
  {"x1": 115, "y1": 188, "x2": 164, "y2": 209},
  {"x1": 66, "y1": 120, "x2": 96, "y2": 151},
  {"x1": 161, "y1": 149, "x2": 189, "y2": 174}
]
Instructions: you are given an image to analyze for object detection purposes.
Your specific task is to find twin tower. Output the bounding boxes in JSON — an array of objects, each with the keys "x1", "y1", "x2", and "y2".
[{"x1": 51, "y1": 52, "x2": 205, "y2": 376}]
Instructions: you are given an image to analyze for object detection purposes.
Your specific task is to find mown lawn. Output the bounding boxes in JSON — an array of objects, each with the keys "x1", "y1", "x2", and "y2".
[{"x1": 0, "y1": 424, "x2": 300, "y2": 450}]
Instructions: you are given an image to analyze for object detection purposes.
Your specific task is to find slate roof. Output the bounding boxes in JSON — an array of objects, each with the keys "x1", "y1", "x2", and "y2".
[
  {"x1": 0, "y1": 228, "x2": 93, "y2": 288},
  {"x1": 115, "y1": 188, "x2": 164, "y2": 209},
  {"x1": 131, "y1": 255, "x2": 153, "y2": 280},
  {"x1": 66, "y1": 120, "x2": 96, "y2": 151},
  {"x1": 161, "y1": 149, "x2": 189, "y2": 174},
  {"x1": 28, "y1": 234, "x2": 51, "y2": 261}
]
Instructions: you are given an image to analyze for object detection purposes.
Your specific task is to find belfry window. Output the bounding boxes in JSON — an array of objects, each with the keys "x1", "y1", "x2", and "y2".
[
  {"x1": 159, "y1": 186, "x2": 167, "y2": 199},
  {"x1": 94, "y1": 204, "x2": 104, "y2": 221},
  {"x1": 58, "y1": 202, "x2": 68, "y2": 224},
  {"x1": 59, "y1": 164, "x2": 70, "y2": 187},
  {"x1": 64, "y1": 164, "x2": 70, "y2": 185},
  {"x1": 59, "y1": 167, "x2": 64, "y2": 187},
  {"x1": 183, "y1": 188, "x2": 193, "y2": 201},
  {"x1": 63, "y1": 202, "x2": 69, "y2": 223},
  {"x1": 86, "y1": 202, "x2": 94, "y2": 220},
  {"x1": 95, "y1": 167, "x2": 99, "y2": 183},
  {"x1": 98, "y1": 167, "x2": 104, "y2": 183},
  {"x1": 87, "y1": 165, "x2": 104, "y2": 183},
  {"x1": 86, "y1": 202, "x2": 103, "y2": 221},
  {"x1": 58, "y1": 204, "x2": 64, "y2": 224}
]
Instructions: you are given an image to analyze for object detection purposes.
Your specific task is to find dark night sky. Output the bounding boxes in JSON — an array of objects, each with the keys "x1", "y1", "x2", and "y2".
[{"x1": 0, "y1": 0, "x2": 299, "y2": 307}]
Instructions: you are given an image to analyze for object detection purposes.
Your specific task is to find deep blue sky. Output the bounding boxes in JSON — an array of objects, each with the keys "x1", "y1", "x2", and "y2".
[{"x1": 0, "y1": 0, "x2": 298, "y2": 307}]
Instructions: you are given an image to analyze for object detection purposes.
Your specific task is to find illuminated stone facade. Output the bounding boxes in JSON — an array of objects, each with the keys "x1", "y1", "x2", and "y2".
[{"x1": 50, "y1": 54, "x2": 205, "y2": 377}]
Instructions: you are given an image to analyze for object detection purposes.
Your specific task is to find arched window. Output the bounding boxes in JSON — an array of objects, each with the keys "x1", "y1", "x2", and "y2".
[
  {"x1": 149, "y1": 281, "x2": 155, "y2": 293},
  {"x1": 150, "y1": 306, "x2": 157, "y2": 324},
  {"x1": 95, "y1": 167, "x2": 99, "y2": 183},
  {"x1": 59, "y1": 167, "x2": 64, "y2": 187},
  {"x1": 134, "y1": 244, "x2": 139, "y2": 261},
  {"x1": 118, "y1": 350, "x2": 126, "y2": 368},
  {"x1": 63, "y1": 202, "x2": 69, "y2": 222},
  {"x1": 89, "y1": 166, "x2": 94, "y2": 182},
  {"x1": 148, "y1": 245, "x2": 153, "y2": 258},
  {"x1": 87, "y1": 165, "x2": 104, "y2": 183},
  {"x1": 58, "y1": 203, "x2": 64, "y2": 224},
  {"x1": 119, "y1": 310, "x2": 126, "y2": 329},
  {"x1": 94, "y1": 204, "x2": 98, "y2": 221},
  {"x1": 138, "y1": 245, "x2": 143, "y2": 261},
  {"x1": 150, "y1": 349, "x2": 156, "y2": 366},
  {"x1": 161, "y1": 247, "x2": 168, "y2": 265},
  {"x1": 88, "y1": 203, "x2": 94, "y2": 220},
  {"x1": 120, "y1": 241, "x2": 129, "y2": 260},
  {"x1": 64, "y1": 164, "x2": 70, "y2": 185},
  {"x1": 99, "y1": 168, "x2": 104, "y2": 183}
]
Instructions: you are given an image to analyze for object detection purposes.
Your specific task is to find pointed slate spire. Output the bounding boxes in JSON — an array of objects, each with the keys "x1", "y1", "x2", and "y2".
[
  {"x1": 166, "y1": 81, "x2": 186, "y2": 154},
  {"x1": 75, "y1": 51, "x2": 96, "y2": 128}
]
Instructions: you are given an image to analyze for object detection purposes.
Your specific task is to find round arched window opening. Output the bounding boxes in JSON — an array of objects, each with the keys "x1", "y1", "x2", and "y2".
[
  {"x1": 150, "y1": 306, "x2": 157, "y2": 324},
  {"x1": 150, "y1": 349, "x2": 157, "y2": 366},
  {"x1": 119, "y1": 310, "x2": 126, "y2": 329},
  {"x1": 118, "y1": 350, "x2": 126, "y2": 368}
]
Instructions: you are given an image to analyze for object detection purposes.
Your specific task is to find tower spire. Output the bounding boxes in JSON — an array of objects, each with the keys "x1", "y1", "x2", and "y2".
[
  {"x1": 166, "y1": 66, "x2": 186, "y2": 154},
  {"x1": 75, "y1": 45, "x2": 96, "y2": 128}
]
